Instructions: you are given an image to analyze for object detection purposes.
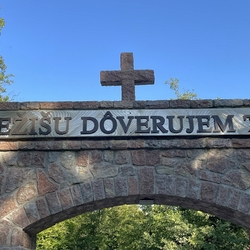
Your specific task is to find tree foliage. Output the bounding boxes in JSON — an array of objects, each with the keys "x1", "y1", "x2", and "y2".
[
  {"x1": 165, "y1": 78, "x2": 198, "y2": 100},
  {"x1": 37, "y1": 205, "x2": 249, "y2": 250},
  {"x1": 0, "y1": 15, "x2": 14, "y2": 101}
]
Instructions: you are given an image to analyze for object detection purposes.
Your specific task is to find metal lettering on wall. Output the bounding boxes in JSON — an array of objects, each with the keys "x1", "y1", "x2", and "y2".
[{"x1": 0, "y1": 109, "x2": 250, "y2": 138}]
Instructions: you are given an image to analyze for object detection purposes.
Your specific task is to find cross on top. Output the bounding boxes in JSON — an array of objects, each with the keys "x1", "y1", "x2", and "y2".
[{"x1": 100, "y1": 53, "x2": 155, "y2": 101}]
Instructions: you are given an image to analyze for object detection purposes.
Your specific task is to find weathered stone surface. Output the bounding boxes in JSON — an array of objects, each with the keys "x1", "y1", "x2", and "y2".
[
  {"x1": 80, "y1": 182, "x2": 93, "y2": 203},
  {"x1": 92, "y1": 179, "x2": 105, "y2": 200},
  {"x1": 45, "y1": 192, "x2": 62, "y2": 214},
  {"x1": 37, "y1": 169, "x2": 58, "y2": 195},
  {"x1": 60, "y1": 151, "x2": 76, "y2": 169},
  {"x1": 200, "y1": 182, "x2": 218, "y2": 203},
  {"x1": 70, "y1": 185, "x2": 83, "y2": 206},
  {"x1": 132, "y1": 150, "x2": 146, "y2": 166},
  {"x1": 199, "y1": 170, "x2": 221, "y2": 183},
  {"x1": 221, "y1": 170, "x2": 250, "y2": 190},
  {"x1": 114, "y1": 177, "x2": 128, "y2": 196},
  {"x1": 138, "y1": 167, "x2": 154, "y2": 195},
  {"x1": 36, "y1": 197, "x2": 50, "y2": 219},
  {"x1": 0, "y1": 219, "x2": 13, "y2": 245},
  {"x1": 57, "y1": 188, "x2": 73, "y2": 210},
  {"x1": 11, "y1": 228, "x2": 32, "y2": 248},
  {"x1": 16, "y1": 182, "x2": 37, "y2": 204},
  {"x1": 187, "y1": 179, "x2": 200, "y2": 199},
  {"x1": 5, "y1": 168, "x2": 35, "y2": 193},
  {"x1": 104, "y1": 178, "x2": 115, "y2": 198},
  {"x1": 176, "y1": 177, "x2": 187, "y2": 197},
  {"x1": 48, "y1": 163, "x2": 66, "y2": 184},
  {"x1": 115, "y1": 151, "x2": 130, "y2": 165},
  {"x1": 90, "y1": 163, "x2": 118, "y2": 179},
  {"x1": 0, "y1": 195, "x2": 18, "y2": 218},
  {"x1": 8, "y1": 208, "x2": 30, "y2": 228},
  {"x1": 24, "y1": 201, "x2": 40, "y2": 223},
  {"x1": 120, "y1": 165, "x2": 136, "y2": 176},
  {"x1": 127, "y1": 176, "x2": 138, "y2": 195}
]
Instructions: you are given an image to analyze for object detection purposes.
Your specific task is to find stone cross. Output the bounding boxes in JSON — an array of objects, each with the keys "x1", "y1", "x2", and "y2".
[{"x1": 100, "y1": 53, "x2": 155, "y2": 101}]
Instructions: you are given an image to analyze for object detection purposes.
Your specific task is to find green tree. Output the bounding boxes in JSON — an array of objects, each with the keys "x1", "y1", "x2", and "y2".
[
  {"x1": 0, "y1": 14, "x2": 14, "y2": 101},
  {"x1": 165, "y1": 78, "x2": 198, "y2": 100}
]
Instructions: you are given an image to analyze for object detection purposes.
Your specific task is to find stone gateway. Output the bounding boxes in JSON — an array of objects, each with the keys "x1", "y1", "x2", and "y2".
[{"x1": 1, "y1": 53, "x2": 250, "y2": 249}]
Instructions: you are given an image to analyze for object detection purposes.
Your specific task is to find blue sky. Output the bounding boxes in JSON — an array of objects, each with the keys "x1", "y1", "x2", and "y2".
[{"x1": 1, "y1": 1, "x2": 250, "y2": 102}]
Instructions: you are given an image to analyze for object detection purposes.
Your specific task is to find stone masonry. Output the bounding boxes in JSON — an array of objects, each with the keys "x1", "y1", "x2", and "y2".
[{"x1": 1, "y1": 99, "x2": 250, "y2": 249}]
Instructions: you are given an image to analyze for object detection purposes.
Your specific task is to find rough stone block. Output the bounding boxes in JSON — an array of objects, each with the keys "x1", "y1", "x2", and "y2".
[
  {"x1": 138, "y1": 167, "x2": 154, "y2": 195},
  {"x1": 114, "y1": 177, "x2": 128, "y2": 196},
  {"x1": 127, "y1": 176, "x2": 138, "y2": 195},
  {"x1": 45, "y1": 192, "x2": 62, "y2": 214}
]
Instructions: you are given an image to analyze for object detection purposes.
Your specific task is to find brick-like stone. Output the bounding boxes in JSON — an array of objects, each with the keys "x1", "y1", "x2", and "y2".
[
  {"x1": 216, "y1": 185, "x2": 229, "y2": 206},
  {"x1": 70, "y1": 185, "x2": 83, "y2": 206},
  {"x1": 165, "y1": 176, "x2": 176, "y2": 195},
  {"x1": 239, "y1": 193, "x2": 250, "y2": 214},
  {"x1": 63, "y1": 140, "x2": 81, "y2": 150},
  {"x1": 176, "y1": 177, "x2": 187, "y2": 197},
  {"x1": 187, "y1": 179, "x2": 200, "y2": 199},
  {"x1": 169, "y1": 100, "x2": 190, "y2": 108},
  {"x1": 80, "y1": 182, "x2": 93, "y2": 203},
  {"x1": 132, "y1": 150, "x2": 146, "y2": 166},
  {"x1": 24, "y1": 201, "x2": 40, "y2": 223},
  {"x1": 190, "y1": 99, "x2": 213, "y2": 108},
  {"x1": 73, "y1": 101, "x2": 99, "y2": 109},
  {"x1": 39, "y1": 101, "x2": 73, "y2": 109},
  {"x1": 110, "y1": 140, "x2": 128, "y2": 149},
  {"x1": 145, "y1": 150, "x2": 160, "y2": 166},
  {"x1": 127, "y1": 176, "x2": 138, "y2": 195},
  {"x1": 227, "y1": 188, "x2": 241, "y2": 209},
  {"x1": 214, "y1": 99, "x2": 243, "y2": 107},
  {"x1": 115, "y1": 151, "x2": 130, "y2": 165},
  {"x1": 155, "y1": 175, "x2": 166, "y2": 195},
  {"x1": 92, "y1": 179, "x2": 105, "y2": 200},
  {"x1": 200, "y1": 182, "x2": 218, "y2": 203},
  {"x1": 36, "y1": 197, "x2": 50, "y2": 219},
  {"x1": 104, "y1": 178, "x2": 115, "y2": 198},
  {"x1": 35, "y1": 141, "x2": 63, "y2": 150},
  {"x1": 0, "y1": 142, "x2": 19, "y2": 151},
  {"x1": 120, "y1": 165, "x2": 136, "y2": 176},
  {"x1": 57, "y1": 188, "x2": 73, "y2": 210},
  {"x1": 114, "y1": 177, "x2": 128, "y2": 196},
  {"x1": 138, "y1": 167, "x2": 154, "y2": 195},
  {"x1": 90, "y1": 163, "x2": 118, "y2": 179},
  {"x1": 45, "y1": 192, "x2": 62, "y2": 214},
  {"x1": 232, "y1": 139, "x2": 250, "y2": 148}
]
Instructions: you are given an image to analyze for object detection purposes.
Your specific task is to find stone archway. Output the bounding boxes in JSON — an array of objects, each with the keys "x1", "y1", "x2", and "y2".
[{"x1": 1, "y1": 98, "x2": 250, "y2": 249}]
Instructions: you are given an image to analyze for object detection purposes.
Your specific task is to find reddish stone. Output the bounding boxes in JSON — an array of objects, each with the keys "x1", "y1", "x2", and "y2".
[
  {"x1": 8, "y1": 207, "x2": 30, "y2": 228},
  {"x1": 127, "y1": 176, "x2": 138, "y2": 195},
  {"x1": 221, "y1": 170, "x2": 250, "y2": 190},
  {"x1": 32, "y1": 151, "x2": 46, "y2": 168},
  {"x1": 138, "y1": 167, "x2": 154, "y2": 195},
  {"x1": 39, "y1": 101, "x2": 73, "y2": 109},
  {"x1": 6, "y1": 168, "x2": 35, "y2": 192},
  {"x1": 128, "y1": 139, "x2": 145, "y2": 149},
  {"x1": 17, "y1": 152, "x2": 32, "y2": 167},
  {"x1": 57, "y1": 188, "x2": 73, "y2": 210},
  {"x1": 132, "y1": 150, "x2": 146, "y2": 166},
  {"x1": 110, "y1": 140, "x2": 128, "y2": 149},
  {"x1": 89, "y1": 150, "x2": 103, "y2": 164},
  {"x1": 81, "y1": 140, "x2": 109, "y2": 149},
  {"x1": 161, "y1": 150, "x2": 185, "y2": 158},
  {"x1": 37, "y1": 169, "x2": 58, "y2": 195},
  {"x1": 0, "y1": 219, "x2": 12, "y2": 245},
  {"x1": 227, "y1": 189, "x2": 241, "y2": 209},
  {"x1": 11, "y1": 228, "x2": 32, "y2": 248},
  {"x1": 77, "y1": 151, "x2": 89, "y2": 167},
  {"x1": 145, "y1": 150, "x2": 160, "y2": 166},
  {"x1": 73, "y1": 101, "x2": 99, "y2": 109},
  {"x1": 16, "y1": 181, "x2": 37, "y2": 204},
  {"x1": 0, "y1": 195, "x2": 17, "y2": 218},
  {"x1": 0, "y1": 142, "x2": 19, "y2": 150}
]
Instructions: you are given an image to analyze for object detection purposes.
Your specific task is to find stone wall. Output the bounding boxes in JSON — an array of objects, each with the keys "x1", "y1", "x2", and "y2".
[{"x1": 1, "y1": 99, "x2": 250, "y2": 249}]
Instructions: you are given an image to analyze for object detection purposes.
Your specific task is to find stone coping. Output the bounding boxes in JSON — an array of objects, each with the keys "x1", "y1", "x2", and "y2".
[{"x1": 0, "y1": 99, "x2": 249, "y2": 110}]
